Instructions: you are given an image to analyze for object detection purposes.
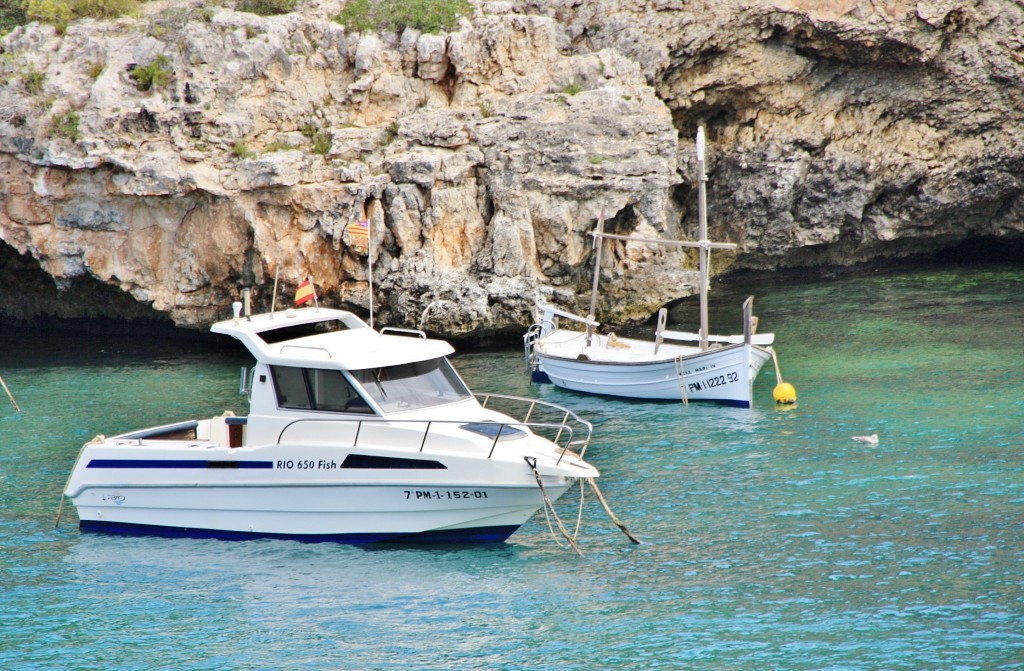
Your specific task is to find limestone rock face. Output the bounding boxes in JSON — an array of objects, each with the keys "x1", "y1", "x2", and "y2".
[{"x1": 0, "y1": 0, "x2": 1021, "y2": 336}]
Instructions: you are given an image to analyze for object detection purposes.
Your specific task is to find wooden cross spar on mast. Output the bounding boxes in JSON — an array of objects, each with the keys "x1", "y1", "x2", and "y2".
[{"x1": 586, "y1": 129, "x2": 736, "y2": 352}]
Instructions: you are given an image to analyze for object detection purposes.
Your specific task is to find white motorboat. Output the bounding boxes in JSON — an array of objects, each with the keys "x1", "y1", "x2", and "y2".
[
  {"x1": 524, "y1": 127, "x2": 778, "y2": 408},
  {"x1": 526, "y1": 303, "x2": 773, "y2": 406},
  {"x1": 63, "y1": 305, "x2": 599, "y2": 544}
]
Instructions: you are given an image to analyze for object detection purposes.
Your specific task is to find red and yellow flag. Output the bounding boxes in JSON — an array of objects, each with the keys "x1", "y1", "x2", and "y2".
[
  {"x1": 294, "y1": 278, "x2": 315, "y2": 306},
  {"x1": 347, "y1": 220, "x2": 369, "y2": 241}
]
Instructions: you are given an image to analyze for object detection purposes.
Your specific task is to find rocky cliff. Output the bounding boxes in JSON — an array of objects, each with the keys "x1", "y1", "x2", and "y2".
[{"x1": 1, "y1": 0, "x2": 1021, "y2": 337}]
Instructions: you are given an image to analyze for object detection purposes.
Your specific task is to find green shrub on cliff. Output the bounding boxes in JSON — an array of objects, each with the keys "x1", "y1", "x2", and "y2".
[
  {"x1": 232, "y1": 141, "x2": 256, "y2": 159},
  {"x1": 22, "y1": 0, "x2": 140, "y2": 33},
  {"x1": 334, "y1": 0, "x2": 473, "y2": 35},
  {"x1": 51, "y1": 110, "x2": 81, "y2": 141},
  {"x1": 236, "y1": 0, "x2": 296, "y2": 17},
  {"x1": 22, "y1": 65, "x2": 45, "y2": 95},
  {"x1": 129, "y1": 54, "x2": 172, "y2": 91},
  {"x1": 1, "y1": 5, "x2": 28, "y2": 37},
  {"x1": 311, "y1": 130, "x2": 332, "y2": 155}
]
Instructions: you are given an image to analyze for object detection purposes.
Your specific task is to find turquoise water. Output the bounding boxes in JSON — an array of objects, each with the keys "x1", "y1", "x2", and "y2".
[{"x1": 2, "y1": 263, "x2": 1022, "y2": 670}]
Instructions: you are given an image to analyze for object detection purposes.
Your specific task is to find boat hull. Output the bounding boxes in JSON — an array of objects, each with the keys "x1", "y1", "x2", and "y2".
[
  {"x1": 64, "y1": 424, "x2": 589, "y2": 546},
  {"x1": 78, "y1": 520, "x2": 522, "y2": 544},
  {"x1": 534, "y1": 338, "x2": 772, "y2": 407},
  {"x1": 69, "y1": 480, "x2": 572, "y2": 544}
]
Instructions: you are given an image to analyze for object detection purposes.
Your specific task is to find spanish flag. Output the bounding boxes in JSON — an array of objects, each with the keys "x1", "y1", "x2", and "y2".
[
  {"x1": 347, "y1": 220, "x2": 369, "y2": 240},
  {"x1": 294, "y1": 278, "x2": 315, "y2": 306}
]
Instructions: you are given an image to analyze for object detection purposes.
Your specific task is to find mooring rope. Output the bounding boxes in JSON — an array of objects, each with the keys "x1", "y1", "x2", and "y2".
[
  {"x1": 54, "y1": 492, "x2": 67, "y2": 529},
  {"x1": 588, "y1": 478, "x2": 642, "y2": 544},
  {"x1": 674, "y1": 356, "x2": 689, "y2": 406},
  {"x1": 525, "y1": 457, "x2": 583, "y2": 556},
  {"x1": 0, "y1": 372, "x2": 20, "y2": 412},
  {"x1": 571, "y1": 477, "x2": 585, "y2": 540},
  {"x1": 771, "y1": 347, "x2": 784, "y2": 383},
  {"x1": 538, "y1": 492, "x2": 564, "y2": 548}
]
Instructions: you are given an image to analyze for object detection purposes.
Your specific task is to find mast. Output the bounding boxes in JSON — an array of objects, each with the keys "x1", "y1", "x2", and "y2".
[
  {"x1": 582, "y1": 141, "x2": 732, "y2": 352},
  {"x1": 696, "y1": 126, "x2": 709, "y2": 352},
  {"x1": 585, "y1": 210, "x2": 605, "y2": 347}
]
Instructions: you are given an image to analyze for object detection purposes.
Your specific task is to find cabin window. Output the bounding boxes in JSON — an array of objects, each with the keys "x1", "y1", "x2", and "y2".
[
  {"x1": 255, "y1": 319, "x2": 351, "y2": 344},
  {"x1": 350, "y1": 357, "x2": 472, "y2": 413},
  {"x1": 270, "y1": 366, "x2": 372, "y2": 414}
]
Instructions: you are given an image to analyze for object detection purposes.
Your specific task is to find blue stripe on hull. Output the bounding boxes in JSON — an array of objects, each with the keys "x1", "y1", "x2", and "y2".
[
  {"x1": 712, "y1": 398, "x2": 751, "y2": 409},
  {"x1": 79, "y1": 520, "x2": 520, "y2": 545},
  {"x1": 87, "y1": 460, "x2": 273, "y2": 469},
  {"x1": 544, "y1": 385, "x2": 752, "y2": 408}
]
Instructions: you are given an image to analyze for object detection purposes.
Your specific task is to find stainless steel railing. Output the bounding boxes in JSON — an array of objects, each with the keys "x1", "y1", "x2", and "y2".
[
  {"x1": 272, "y1": 393, "x2": 591, "y2": 463},
  {"x1": 474, "y1": 392, "x2": 592, "y2": 458}
]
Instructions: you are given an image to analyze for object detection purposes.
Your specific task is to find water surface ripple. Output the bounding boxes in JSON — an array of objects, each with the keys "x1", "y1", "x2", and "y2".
[{"x1": 2, "y1": 263, "x2": 1021, "y2": 670}]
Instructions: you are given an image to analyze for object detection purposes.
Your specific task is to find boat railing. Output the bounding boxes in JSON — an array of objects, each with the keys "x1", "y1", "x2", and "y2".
[
  {"x1": 380, "y1": 326, "x2": 427, "y2": 339},
  {"x1": 657, "y1": 329, "x2": 776, "y2": 346},
  {"x1": 523, "y1": 323, "x2": 544, "y2": 372},
  {"x1": 523, "y1": 306, "x2": 600, "y2": 372},
  {"x1": 275, "y1": 404, "x2": 591, "y2": 464},
  {"x1": 475, "y1": 392, "x2": 592, "y2": 460}
]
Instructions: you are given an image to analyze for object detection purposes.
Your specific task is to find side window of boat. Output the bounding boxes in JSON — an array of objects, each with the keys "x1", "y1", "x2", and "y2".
[
  {"x1": 270, "y1": 366, "x2": 372, "y2": 414},
  {"x1": 308, "y1": 368, "x2": 370, "y2": 413},
  {"x1": 270, "y1": 366, "x2": 311, "y2": 409}
]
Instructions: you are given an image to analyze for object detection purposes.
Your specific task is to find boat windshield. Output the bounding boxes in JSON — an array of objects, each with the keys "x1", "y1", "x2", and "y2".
[{"x1": 350, "y1": 357, "x2": 472, "y2": 412}]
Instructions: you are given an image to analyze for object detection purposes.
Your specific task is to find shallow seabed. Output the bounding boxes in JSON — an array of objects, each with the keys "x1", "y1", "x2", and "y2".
[{"x1": 1, "y1": 262, "x2": 1022, "y2": 670}]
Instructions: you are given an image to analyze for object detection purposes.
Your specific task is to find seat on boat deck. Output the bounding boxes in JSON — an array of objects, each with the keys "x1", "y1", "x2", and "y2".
[
  {"x1": 210, "y1": 412, "x2": 246, "y2": 448},
  {"x1": 227, "y1": 417, "x2": 246, "y2": 448}
]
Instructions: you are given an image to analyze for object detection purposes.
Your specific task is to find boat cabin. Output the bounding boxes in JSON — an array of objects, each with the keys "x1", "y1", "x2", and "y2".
[{"x1": 211, "y1": 307, "x2": 475, "y2": 421}]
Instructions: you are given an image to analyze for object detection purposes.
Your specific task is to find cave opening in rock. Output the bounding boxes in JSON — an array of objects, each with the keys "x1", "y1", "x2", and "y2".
[
  {"x1": 0, "y1": 242, "x2": 191, "y2": 339},
  {"x1": 934, "y1": 236, "x2": 1024, "y2": 264}
]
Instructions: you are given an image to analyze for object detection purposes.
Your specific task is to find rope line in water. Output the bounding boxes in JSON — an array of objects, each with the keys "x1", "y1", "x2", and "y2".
[
  {"x1": 674, "y1": 356, "x2": 689, "y2": 406},
  {"x1": 771, "y1": 348, "x2": 784, "y2": 383},
  {"x1": 527, "y1": 458, "x2": 642, "y2": 552},
  {"x1": 0, "y1": 372, "x2": 20, "y2": 412},
  {"x1": 571, "y1": 478, "x2": 585, "y2": 540},
  {"x1": 588, "y1": 478, "x2": 642, "y2": 544},
  {"x1": 538, "y1": 478, "x2": 586, "y2": 551},
  {"x1": 525, "y1": 456, "x2": 583, "y2": 556}
]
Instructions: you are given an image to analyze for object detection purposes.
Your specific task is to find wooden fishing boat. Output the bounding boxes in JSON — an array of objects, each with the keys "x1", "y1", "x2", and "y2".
[{"x1": 525, "y1": 128, "x2": 778, "y2": 407}]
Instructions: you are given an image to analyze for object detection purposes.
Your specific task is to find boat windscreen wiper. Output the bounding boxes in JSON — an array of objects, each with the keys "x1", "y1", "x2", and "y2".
[{"x1": 372, "y1": 368, "x2": 388, "y2": 399}]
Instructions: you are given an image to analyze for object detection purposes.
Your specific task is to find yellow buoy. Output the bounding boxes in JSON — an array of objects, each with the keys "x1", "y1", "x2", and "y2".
[
  {"x1": 773, "y1": 382, "x2": 797, "y2": 404},
  {"x1": 770, "y1": 349, "x2": 797, "y2": 404}
]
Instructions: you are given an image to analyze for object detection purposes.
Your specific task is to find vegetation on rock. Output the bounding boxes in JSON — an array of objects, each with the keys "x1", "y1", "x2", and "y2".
[
  {"x1": 50, "y1": 110, "x2": 80, "y2": 141},
  {"x1": 232, "y1": 141, "x2": 256, "y2": 159},
  {"x1": 22, "y1": 65, "x2": 45, "y2": 95},
  {"x1": 129, "y1": 54, "x2": 172, "y2": 92},
  {"x1": 333, "y1": 0, "x2": 473, "y2": 35},
  {"x1": 1, "y1": 4, "x2": 28, "y2": 37},
  {"x1": 235, "y1": 0, "x2": 296, "y2": 17},
  {"x1": 311, "y1": 131, "x2": 332, "y2": 156},
  {"x1": 21, "y1": 0, "x2": 140, "y2": 33}
]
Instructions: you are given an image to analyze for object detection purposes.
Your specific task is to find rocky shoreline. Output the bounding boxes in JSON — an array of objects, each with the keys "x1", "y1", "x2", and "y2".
[{"x1": 1, "y1": 0, "x2": 1021, "y2": 338}]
